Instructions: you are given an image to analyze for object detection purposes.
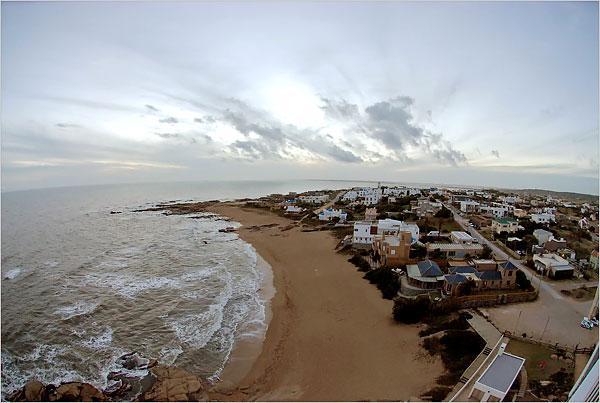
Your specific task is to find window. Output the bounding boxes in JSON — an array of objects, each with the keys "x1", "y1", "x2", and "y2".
[{"x1": 508, "y1": 271, "x2": 513, "y2": 277}]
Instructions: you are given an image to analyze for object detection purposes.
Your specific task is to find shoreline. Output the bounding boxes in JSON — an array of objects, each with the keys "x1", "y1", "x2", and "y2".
[
  {"x1": 208, "y1": 203, "x2": 444, "y2": 401},
  {"x1": 216, "y1": 252, "x2": 275, "y2": 387}
]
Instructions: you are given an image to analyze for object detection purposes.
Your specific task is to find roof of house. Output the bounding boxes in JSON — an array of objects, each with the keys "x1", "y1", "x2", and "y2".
[
  {"x1": 451, "y1": 231, "x2": 473, "y2": 241},
  {"x1": 449, "y1": 266, "x2": 478, "y2": 274},
  {"x1": 477, "y1": 270, "x2": 502, "y2": 281},
  {"x1": 444, "y1": 274, "x2": 468, "y2": 285},
  {"x1": 476, "y1": 352, "x2": 525, "y2": 394},
  {"x1": 416, "y1": 260, "x2": 443, "y2": 277},
  {"x1": 494, "y1": 218, "x2": 517, "y2": 224},
  {"x1": 426, "y1": 243, "x2": 484, "y2": 251},
  {"x1": 499, "y1": 261, "x2": 518, "y2": 271}
]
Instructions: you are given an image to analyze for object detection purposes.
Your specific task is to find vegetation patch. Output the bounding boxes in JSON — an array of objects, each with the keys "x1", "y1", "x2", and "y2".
[
  {"x1": 348, "y1": 254, "x2": 370, "y2": 272},
  {"x1": 420, "y1": 329, "x2": 485, "y2": 401},
  {"x1": 393, "y1": 296, "x2": 461, "y2": 324},
  {"x1": 363, "y1": 268, "x2": 400, "y2": 299}
]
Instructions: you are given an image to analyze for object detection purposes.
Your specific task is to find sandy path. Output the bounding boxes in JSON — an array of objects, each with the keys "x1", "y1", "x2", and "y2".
[{"x1": 208, "y1": 205, "x2": 443, "y2": 401}]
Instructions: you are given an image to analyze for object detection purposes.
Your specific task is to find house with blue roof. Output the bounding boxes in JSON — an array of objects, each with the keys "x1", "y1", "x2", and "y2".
[{"x1": 406, "y1": 260, "x2": 445, "y2": 290}]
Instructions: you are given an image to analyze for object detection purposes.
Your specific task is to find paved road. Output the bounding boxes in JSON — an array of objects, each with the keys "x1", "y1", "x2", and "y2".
[
  {"x1": 444, "y1": 204, "x2": 598, "y2": 348},
  {"x1": 312, "y1": 190, "x2": 345, "y2": 215},
  {"x1": 445, "y1": 204, "x2": 563, "y2": 300}
]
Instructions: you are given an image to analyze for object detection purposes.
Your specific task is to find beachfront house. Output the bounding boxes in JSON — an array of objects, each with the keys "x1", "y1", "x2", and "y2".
[
  {"x1": 373, "y1": 231, "x2": 412, "y2": 267},
  {"x1": 352, "y1": 219, "x2": 420, "y2": 248},
  {"x1": 318, "y1": 208, "x2": 347, "y2": 222},
  {"x1": 285, "y1": 205, "x2": 304, "y2": 214},
  {"x1": 406, "y1": 260, "x2": 445, "y2": 290},
  {"x1": 426, "y1": 242, "x2": 484, "y2": 259},
  {"x1": 533, "y1": 253, "x2": 574, "y2": 279},
  {"x1": 491, "y1": 218, "x2": 518, "y2": 234}
]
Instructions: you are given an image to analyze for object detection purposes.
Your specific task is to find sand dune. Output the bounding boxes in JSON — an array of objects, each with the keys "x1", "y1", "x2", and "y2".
[{"x1": 209, "y1": 205, "x2": 443, "y2": 401}]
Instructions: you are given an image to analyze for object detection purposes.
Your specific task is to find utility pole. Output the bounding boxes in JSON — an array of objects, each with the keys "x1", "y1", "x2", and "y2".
[
  {"x1": 514, "y1": 310, "x2": 522, "y2": 335},
  {"x1": 540, "y1": 316, "x2": 550, "y2": 341}
]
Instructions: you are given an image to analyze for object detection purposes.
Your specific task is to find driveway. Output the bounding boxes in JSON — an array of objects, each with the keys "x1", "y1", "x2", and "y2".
[{"x1": 445, "y1": 204, "x2": 598, "y2": 348}]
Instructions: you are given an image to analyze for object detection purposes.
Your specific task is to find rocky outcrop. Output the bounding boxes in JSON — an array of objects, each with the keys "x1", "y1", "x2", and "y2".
[
  {"x1": 7, "y1": 353, "x2": 207, "y2": 402},
  {"x1": 141, "y1": 366, "x2": 208, "y2": 401},
  {"x1": 8, "y1": 380, "x2": 105, "y2": 401}
]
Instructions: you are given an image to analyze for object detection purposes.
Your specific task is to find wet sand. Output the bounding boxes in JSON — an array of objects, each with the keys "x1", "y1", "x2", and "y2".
[{"x1": 208, "y1": 204, "x2": 443, "y2": 401}]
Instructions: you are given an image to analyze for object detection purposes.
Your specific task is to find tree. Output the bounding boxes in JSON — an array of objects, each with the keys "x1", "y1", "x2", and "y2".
[
  {"x1": 435, "y1": 206, "x2": 453, "y2": 219},
  {"x1": 516, "y1": 270, "x2": 532, "y2": 291},
  {"x1": 480, "y1": 245, "x2": 493, "y2": 259},
  {"x1": 459, "y1": 279, "x2": 476, "y2": 296}
]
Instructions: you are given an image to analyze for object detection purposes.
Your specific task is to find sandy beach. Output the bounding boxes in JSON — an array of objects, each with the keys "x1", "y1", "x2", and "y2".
[{"x1": 208, "y1": 204, "x2": 443, "y2": 401}]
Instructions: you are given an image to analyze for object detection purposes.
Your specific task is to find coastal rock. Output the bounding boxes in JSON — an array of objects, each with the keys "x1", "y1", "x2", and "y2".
[
  {"x1": 24, "y1": 380, "x2": 45, "y2": 401},
  {"x1": 43, "y1": 382, "x2": 106, "y2": 401},
  {"x1": 141, "y1": 366, "x2": 207, "y2": 401}
]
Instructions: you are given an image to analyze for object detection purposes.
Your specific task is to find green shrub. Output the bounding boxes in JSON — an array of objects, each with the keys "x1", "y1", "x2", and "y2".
[
  {"x1": 364, "y1": 268, "x2": 400, "y2": 299},
  {"x1": 516, "y1": 269, "x2": 533, "y2": 291},
  {"x1": 393, "y1": 296, "x2": 431, "y2": 323},
  {"x1": 348, "y1": 255, "x2": 370, "y2": 271}
]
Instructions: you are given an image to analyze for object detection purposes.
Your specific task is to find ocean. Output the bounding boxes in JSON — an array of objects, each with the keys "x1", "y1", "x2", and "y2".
[{"x1": 0, "y1": 179, "x2": 379, "y2": 397}]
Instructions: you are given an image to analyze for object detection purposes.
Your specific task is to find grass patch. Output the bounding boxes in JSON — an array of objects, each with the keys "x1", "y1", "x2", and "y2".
[
  {"x1": 560, "y1": 286, "x2": 597, "y2": 301},
  {"x1": 506, "y1": 339, "x2": 573, "y2": 382}
]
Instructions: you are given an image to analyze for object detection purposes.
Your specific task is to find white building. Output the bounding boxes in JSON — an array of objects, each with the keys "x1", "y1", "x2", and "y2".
[
  {"x1": 531, "y1": 213, "x2": 555, "y2": 224},
  {"x1": 285, "y1": 205, "x2": 303, "y2": 214},
  {"x1": 480, "y1": 205, "x2": 510, "y2": 218},
  {"x1": 499, "y1": 196, "x2": 520, "y2": 204},
  {"x1": 533, "y1": 253, "x2": 574, "y2": 278},
  {"x1": 460, "y1": 200, "x2": 480, "y2": 213},
  {"x1": 569, "y1": 345, "x2": 599, "y2": 402},
  {"x1": 469, "y1": 345, "x2": 525, "y2": 402},
  {"x1": 298, "y1": 194, "x2": 329, "y2": 204},
  {"x1": 450, "y1": 231, "x2": 475, "y2": 244},
  {"x1": 318, "y1": 208, "x2": 347, "y2": 222},
  {"x1": 533, "y1": 229, "x2": 553, "y2": 246},
  {"x1": 353, "y1": 219, "x2": 420, "y2": 246}
]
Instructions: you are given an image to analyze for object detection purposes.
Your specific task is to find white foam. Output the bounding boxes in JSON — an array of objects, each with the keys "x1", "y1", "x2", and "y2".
[
  {"x1": 83, "y1": 272, "x2": 179, "y2": 298},
  {"x1": 3, "y1": 268, "x2": 22, "y2": 280},
  {"x1": 159, "y1": 345, "x2": 183, "y2": 365},
  {"x1": 53, "y1": 300, "x2": 100, "y2": 320},
  {"x1": 81, "y1": 327, "x2": 113, "y2": 349}
]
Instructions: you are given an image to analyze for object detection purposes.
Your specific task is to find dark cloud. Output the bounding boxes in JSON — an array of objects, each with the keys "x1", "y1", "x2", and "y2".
[
  {"x1": 364, "y1": 96, "x2": 424, "y2": 150},
  {"x1": 204, "y1": 115, "x2": 217, "y2": 123},
  {"x1": 491, "y1": 150, "x2": 500, "y2": 158},
  {"x1": 155, "y1": 132, "x2": 182, "y2": 139},
  {"x1": 145, "y1": 104, "x2": 159, "y2": 112},
  {"x1": 320, "y1": 97, "x2": 359, "y2": 119},
  {"x1": 56, "y1": 123, "x2": 81, "y2": 129},
  {"x1": 194, "y1": 117, "x2": 204, "y2": 123},
  {"x1": 319, "y1": 95, "x2": 467, "y2": 166},
  {"x1": 159, "y1": 117, "x2": 178, "y2": 124},
  {"x1": 324, "y1": 143, "x2": 362, "y2": 163}
]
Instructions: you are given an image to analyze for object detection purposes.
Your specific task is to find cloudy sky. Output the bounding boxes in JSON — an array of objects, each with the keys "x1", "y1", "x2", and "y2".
[{"x1": 2, "y1": 1, "x2": 598, "y2": 193}]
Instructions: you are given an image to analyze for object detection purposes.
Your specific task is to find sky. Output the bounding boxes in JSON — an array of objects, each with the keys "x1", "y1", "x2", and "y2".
[{"x1": 1, "y1": 1, "x2": 599, "y2": 194}]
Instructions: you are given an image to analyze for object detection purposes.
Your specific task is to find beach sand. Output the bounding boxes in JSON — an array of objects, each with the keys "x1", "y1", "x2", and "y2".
[{"x1": 208, "y1": 204, "x2": 443, "y2": 401}]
